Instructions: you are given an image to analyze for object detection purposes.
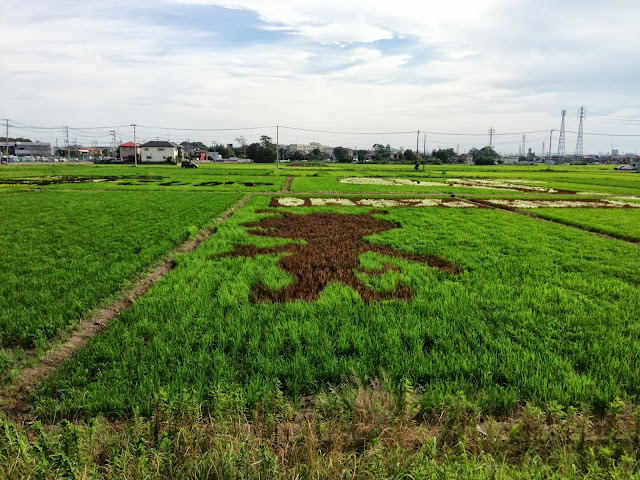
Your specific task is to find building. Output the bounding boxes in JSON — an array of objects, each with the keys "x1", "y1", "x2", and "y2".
[
  {"x1": 56, "y1": 145, "x2": 89, "y2": 158},
  {"x1": 191, "y1": 150, "x2": 207, "y2": 161},
  {"x1": 457, "y1": 154, "x2": 473, "y2": 164},
  {"x1": 119, "y1": 142, "x2": 141, "y2": 162},
  {"x1": 9, "y1": 142, "x2": 52, "y2": 156},
  {"x1": 140, "y1": 141, "x2": 184, "y2": 163}
]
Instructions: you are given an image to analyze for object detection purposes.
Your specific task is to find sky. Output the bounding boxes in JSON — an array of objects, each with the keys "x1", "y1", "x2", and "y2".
[{"x1": 1, "y1": 0, "x2": 640, "y2": 155}]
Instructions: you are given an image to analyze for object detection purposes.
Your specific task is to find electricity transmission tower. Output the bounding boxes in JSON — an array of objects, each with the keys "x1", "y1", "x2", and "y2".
[
  {"x1": 558, "y1": 110, "x2": 566, "y2": 162},
  {"x1": 575, "y1": 106, "x2": 586, "y2": 157}
]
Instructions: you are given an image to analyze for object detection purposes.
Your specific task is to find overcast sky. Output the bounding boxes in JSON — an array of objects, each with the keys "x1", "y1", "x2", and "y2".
[{"x1": 2, "y1": 0, "x2": 639, "y2": 154}]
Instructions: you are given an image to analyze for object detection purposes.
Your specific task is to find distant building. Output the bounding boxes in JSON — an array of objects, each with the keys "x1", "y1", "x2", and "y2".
[
  {"x1": 457, "y1": 154, "x2": 473, "y2": 164},
  {"x1": 56, "y1": 145, "x2": 89, "y2": 158},
  {"x1": 140, "y1": 141, "x2": 184, "y2": 163},
  {"x1": 10, "y1": 142, "x2": 52, "y2": 156},
  {"x1": 191, "y1": 150, "x2": 207, "y2": 161},
  {"x1": 612, "y1": 149, "x2": 619, "y2": 157},
  {"x1": 119, "y1": 142, "x2": 141, "y2": 162}
]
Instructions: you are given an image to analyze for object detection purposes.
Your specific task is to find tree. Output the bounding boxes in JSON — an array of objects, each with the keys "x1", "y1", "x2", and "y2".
[
  {"x1": 356, "y1": 150, "x2": 369, "y2": 163},
  {"x1": 470, "y1": 146, "x2": 500, "y2": 162},
  {"x1": 372, "y1": 143, "x2": 391, "y2": 163},
  {"x1": 235, "y1": 136, "x2": 247, "y2": 158},
  {"x1": 308, "y1": 148, "x2": 324, "y2": 162},
  {"x1": 404, "y1": 149, "x2": 417, "y2": 164},
  {"x1": 474, "y1": 155, "x2": 495, "y2": 165},
  {"x1": 432, "y1": 148, "x2": 457, "y2": 163},
  {"x1": 290, "y1": 151, "x2": 306, "y2": 161},
  {"x1": 212, "y1": 144, "x2": 235, "y2": 158},
  {"x1": 333, "y1": 146, "x2": 352, "y2": 163},
  {"x1": 246, "y1": 135, "x2": 277, "y2": 163}
]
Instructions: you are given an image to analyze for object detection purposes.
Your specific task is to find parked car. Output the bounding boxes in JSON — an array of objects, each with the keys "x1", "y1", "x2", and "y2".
[{"x1": 181, "y1": 160, "x2": 198, "y2": 169}]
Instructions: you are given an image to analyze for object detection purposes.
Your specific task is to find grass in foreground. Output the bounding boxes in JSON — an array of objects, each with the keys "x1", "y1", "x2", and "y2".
[
  {"x1": 4, "y1": 384, "x2": 640, "y2": 479},
  {"x1": 32, "y1": 197, "x2": 640, "y2": 418}
]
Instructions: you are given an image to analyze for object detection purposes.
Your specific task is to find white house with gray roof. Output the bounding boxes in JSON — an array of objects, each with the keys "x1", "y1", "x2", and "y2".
[{"x1": 140, "y1": 141, "x2": 184, "y2": 163}]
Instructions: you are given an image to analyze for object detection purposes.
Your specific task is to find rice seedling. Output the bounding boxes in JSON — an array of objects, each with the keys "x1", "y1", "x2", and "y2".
[
  {"x1": 32, "y1": 196, "x2": 640, "y2": 419},
  {"x1": 0, "y1": 190, "x2": 242, "y2": 352}
]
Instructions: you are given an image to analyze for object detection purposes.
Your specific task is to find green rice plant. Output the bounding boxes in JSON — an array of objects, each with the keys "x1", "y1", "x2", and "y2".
[
  {"x1": 0, "y1": 190, "x2": 242, "y2": 351},
  {"x1": 532, "y1": 208, "x2": 640, "y2": 242},
  {"x1": 33, "y1": 196, "x2": 640, "y2": 418}
]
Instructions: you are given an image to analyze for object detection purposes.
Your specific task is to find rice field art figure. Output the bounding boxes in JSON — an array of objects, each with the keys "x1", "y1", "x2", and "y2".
[{"x1": 217, "y1": 210, "x2": 463, "y2": 303}]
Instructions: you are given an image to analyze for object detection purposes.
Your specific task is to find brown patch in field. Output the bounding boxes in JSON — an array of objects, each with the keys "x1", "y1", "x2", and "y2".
[
  {"x1": 195, "y1": 181, "x2": 273, "y2": 187},
  {"x1": 217, "y1": 210, "x2": 463, "y2": 303},
  {"x1": 242, "y1": 182, "x2": 273, "y2": 187},
  {"x1": 196, "y1": 181, "x2": 234, "y2": 186},
  {"x1": 0, "y1": 195, "x2": 252, "y2": 420}
]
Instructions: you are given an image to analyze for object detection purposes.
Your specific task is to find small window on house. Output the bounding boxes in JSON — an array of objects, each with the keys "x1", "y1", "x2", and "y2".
[
  {"x1": 158, "y1": 148, "x2": 164, "y2": 151},
  {"x1": 144, "y1": 148, "x2": 149, "y2": 151},
  {"x1": 146, "y1": 156, "x2": 152, "y2": 159}
]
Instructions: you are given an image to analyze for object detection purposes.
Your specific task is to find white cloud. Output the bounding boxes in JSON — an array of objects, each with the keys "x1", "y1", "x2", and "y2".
[{"x1": 0, "y1": 0, "x2": 639, "y2": 154}]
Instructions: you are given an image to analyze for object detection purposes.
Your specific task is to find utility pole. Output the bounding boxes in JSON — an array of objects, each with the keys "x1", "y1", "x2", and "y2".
[
  {"x1": 65, "y1": 126, "x2": 70, "y2": 159},
  {"x1": 110, "y1": 130, "x2": 116, "y2": 157},
  {"x1": 489, "y1": 127, "x2": 495, "y2": 148},
  {"x1": 423, "y1": 134, "x2": 426, "y2": 171},
  {"x1": 416, "y1": 129, "x2": 420, "y2": 154},
  {"x1": 542, "y1": 141, "x2": 545, "y2": 159},
  {"x1": 276, "y1": 125, "x2": 279, "y2": 169},
  {"x1": 3, "y1": 119, "x2": 8, "y2": 160},
  {"x1": 522, "y1": 134, "x2": 526, "y2": 158},
  {"x1": 131, "y1": 124, "x2": 138, "y2": 166},
  {"x1": 575, "y1": 106, "x2": 586, "y2": 158},
  {"x1": 548, "y1": 129, "x2": 554, "y2": 159}
]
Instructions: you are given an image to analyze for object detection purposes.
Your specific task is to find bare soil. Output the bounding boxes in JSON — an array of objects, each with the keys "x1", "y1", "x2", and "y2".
[
  {"x1": 282, "y1": 175, "x2": 294, "y2": 192},
  {"x1": 217, "y1": 210, "x2": 463, "y2": 303}
]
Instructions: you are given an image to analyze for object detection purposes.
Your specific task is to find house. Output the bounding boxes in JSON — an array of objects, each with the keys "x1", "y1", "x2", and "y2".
[
  {"x1": 457, "y1": 154, "x2": 473, "y2": 164},
  {"x1": 140, "y1": 141, "x2": 184, "y2": 163},
  {"x1": 119, "y1": 142, "x2": 141, "y2": 162},
  {"x1": 191, "y1": 150, "x2": 207, "y2": 161}
]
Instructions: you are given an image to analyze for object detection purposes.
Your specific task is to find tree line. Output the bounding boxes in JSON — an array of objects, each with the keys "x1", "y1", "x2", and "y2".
[{"x1": 179, "y1": 136, "x2": 502, "y2": 165}]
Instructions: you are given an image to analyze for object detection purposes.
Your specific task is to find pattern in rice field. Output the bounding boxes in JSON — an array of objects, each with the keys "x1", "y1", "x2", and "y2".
[
  {"x1": 271, "y1": 197, "x2": 479, "y2": 208},
  {"x1": 338, "y1": 177, "x2": 573, "y2": 194},
  {"x1": 474, "y1": 198, "x2": 640, "y2": 209},
  {"x1": 217, "y1": 210, "x2": 463, "y2": 302}
]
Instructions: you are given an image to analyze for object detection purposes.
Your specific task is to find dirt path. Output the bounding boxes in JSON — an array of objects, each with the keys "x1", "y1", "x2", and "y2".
[
  {"x1": 468, "y1": 198, "x2": 640, "y2": 246},
  {"x1": 0, "y1": 195, "x2": 252, "y2": 419},
  {"x1": 282, "y1": 175, "x2": 293, "y2": 192}
]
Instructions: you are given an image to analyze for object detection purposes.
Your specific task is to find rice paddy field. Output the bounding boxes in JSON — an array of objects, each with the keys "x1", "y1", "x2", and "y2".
[{"x1": 1, "y1": 162, "x2": 640, "y2": 479}]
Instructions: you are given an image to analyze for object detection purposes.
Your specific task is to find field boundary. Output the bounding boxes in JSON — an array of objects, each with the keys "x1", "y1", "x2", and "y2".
[
  {"x1": 282, "y1": 175, "x2": 294, "y2": 192},
  {"x1": 468, "y1": 198, "x2": 640, "y2": 246},
  {"x1": 0, "y1": 195, "x2": 252, "y2": 419}
]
